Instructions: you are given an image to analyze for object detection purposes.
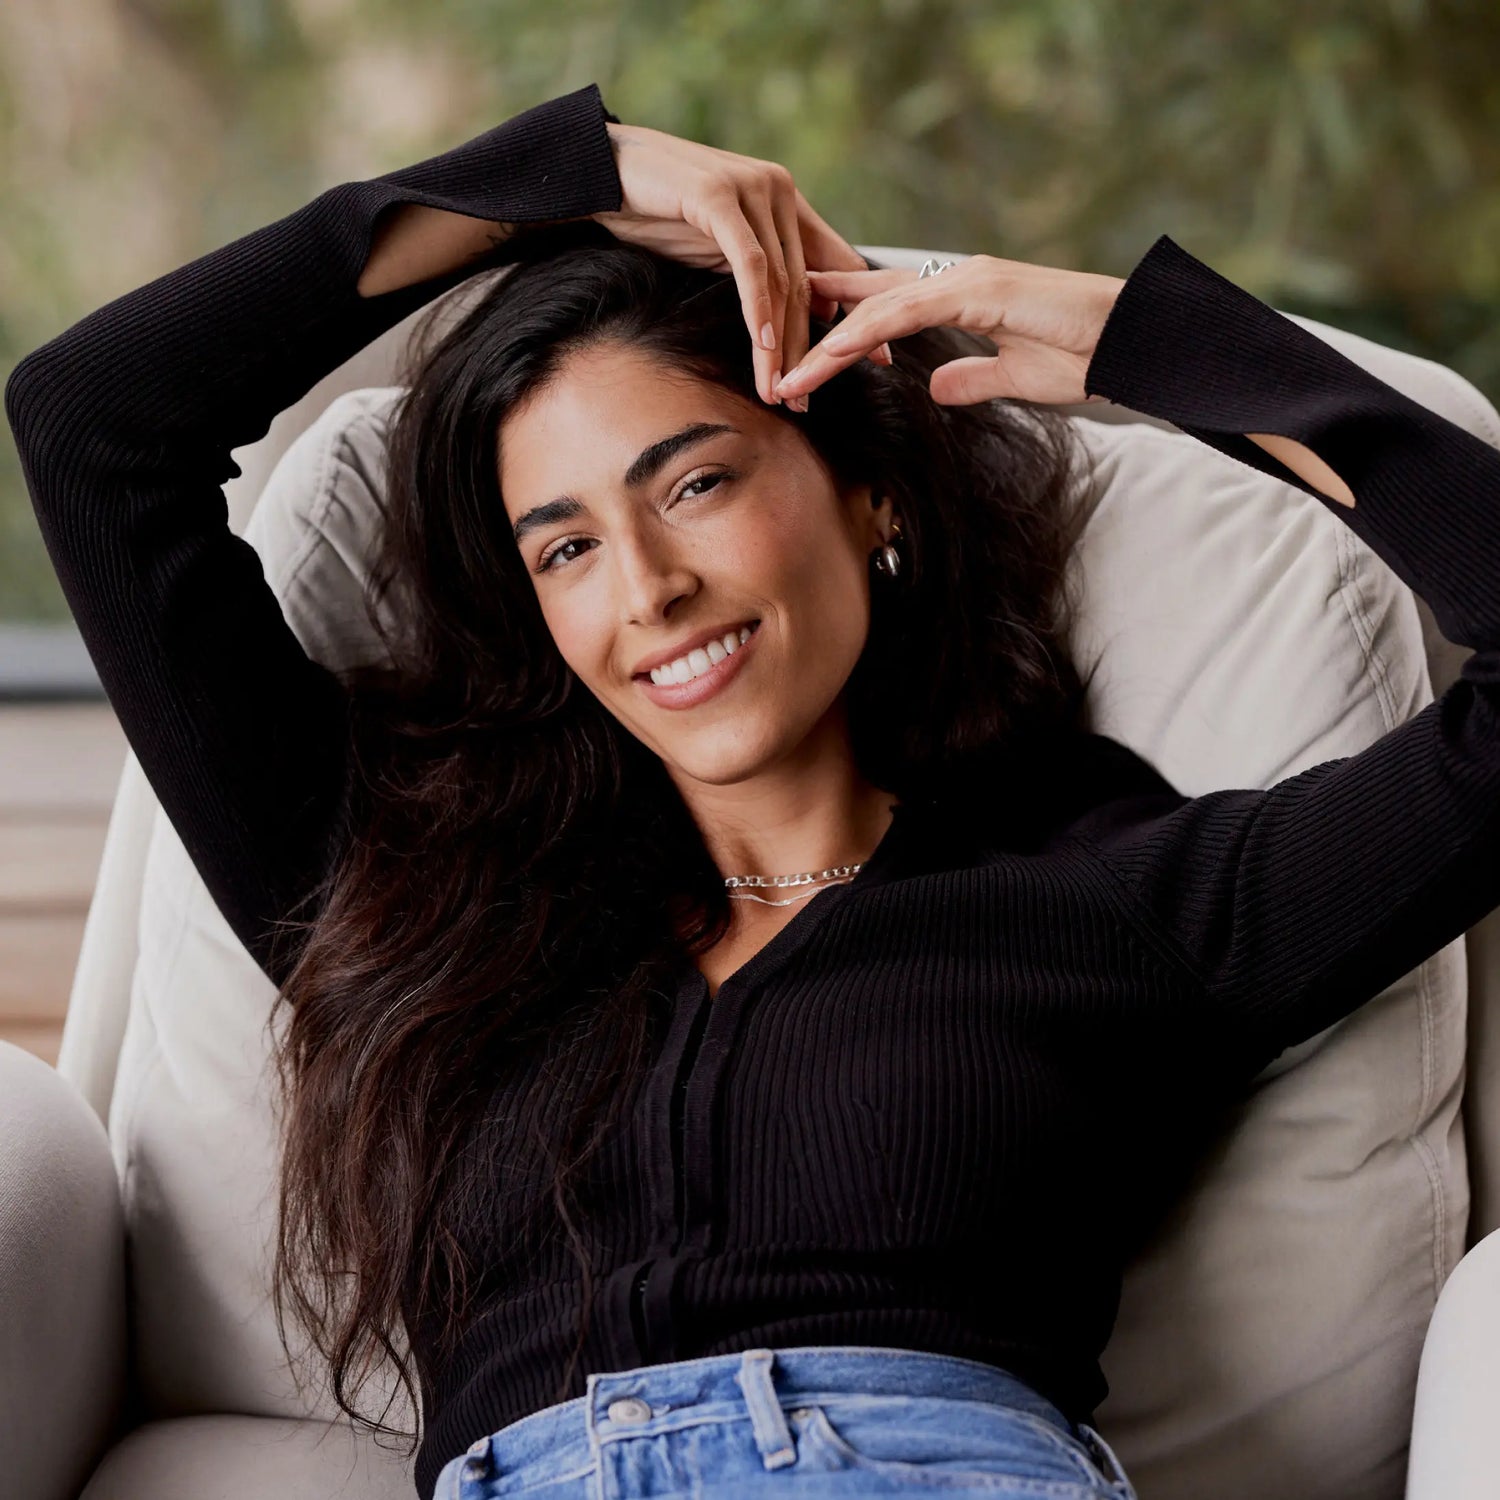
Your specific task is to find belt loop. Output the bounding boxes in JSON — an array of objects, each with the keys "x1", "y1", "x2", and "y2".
[
  {"x1": 735, "y1": 1349, "x2": 797, "y2": 1470},
  {"x1": 1077, "y1": 1421, "x2": 1130, "y2": 1487},
  {"x1": 453, "y1": 1434, "x2": 493, "y2": 1498}
]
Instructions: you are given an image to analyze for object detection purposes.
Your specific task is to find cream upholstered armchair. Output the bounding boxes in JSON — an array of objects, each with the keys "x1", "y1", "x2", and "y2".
[{"x1": 4, "y1": 240, "x2": 1500, "y2": 1500}]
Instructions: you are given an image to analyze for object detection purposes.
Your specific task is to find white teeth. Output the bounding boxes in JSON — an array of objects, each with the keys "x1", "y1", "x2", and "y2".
[{"x1": 647, "y1": 623, "x2": 758, "y2": 687}]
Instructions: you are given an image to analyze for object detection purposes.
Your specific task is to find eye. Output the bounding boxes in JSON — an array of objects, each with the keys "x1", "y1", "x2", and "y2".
[
  {"x1": 675, "y1": 470, "x2": 728, "y2": 504},
  {"x1": 534, "y1": 469, "x2": 734, "y2": 574},
  {"x1": 535, "y1": 536, "x2": 596, "y2": 574}
]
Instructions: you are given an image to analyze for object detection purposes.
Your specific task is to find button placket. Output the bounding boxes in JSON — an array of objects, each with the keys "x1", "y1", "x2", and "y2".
[{"x1": 620, "y1": 897, "x2": 856, "y2": 1368}]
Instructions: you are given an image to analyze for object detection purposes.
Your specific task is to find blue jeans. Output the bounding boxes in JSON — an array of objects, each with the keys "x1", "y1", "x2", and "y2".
[{"x1": 430, "y1": 1344, "x2": 1138, "y2": 1499}]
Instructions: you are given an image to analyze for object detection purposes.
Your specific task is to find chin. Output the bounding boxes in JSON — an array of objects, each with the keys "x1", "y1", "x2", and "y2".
[{"x1": 658, "y1": 726, "x2": 793, "y2": 789}]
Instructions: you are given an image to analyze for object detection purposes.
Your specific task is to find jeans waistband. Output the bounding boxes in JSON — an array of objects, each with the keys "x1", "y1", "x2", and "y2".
[{"x1": 456, "y1": 1344, "x2": 1077, "y2": 1476}]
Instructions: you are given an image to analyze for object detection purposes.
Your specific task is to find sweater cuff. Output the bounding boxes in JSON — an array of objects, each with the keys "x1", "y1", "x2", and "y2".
[
  {"x1": 370, "y1": 80, "x2": 623, "y2": 224},
  {"x1": 1080, "y1": 233, "x2": 1500, "y2": 654},
  {"x1": 1083, "y1": 234, "x2": 1361, "y2": 426}
]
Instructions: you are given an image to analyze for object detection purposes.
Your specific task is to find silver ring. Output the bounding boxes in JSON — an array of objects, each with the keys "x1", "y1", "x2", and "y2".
[{"x1": 918, "y1": 257, "x2": 957, "y2": 278}]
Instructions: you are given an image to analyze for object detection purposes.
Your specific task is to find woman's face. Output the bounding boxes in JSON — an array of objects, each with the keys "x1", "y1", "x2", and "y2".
[{"x1": 498, "y1": 340, "x2": 894, "y2": 792}]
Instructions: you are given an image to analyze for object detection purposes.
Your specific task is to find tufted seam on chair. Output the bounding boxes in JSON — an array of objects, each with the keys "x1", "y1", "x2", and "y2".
[
  {"x1": 1404, "y1": 971, "x2": 1450, "y2": 1300},
  {"x1": 1328, "y1": 493, "x2": 1458, "y2": 1308},
  {"x1": 1329, "y1": 520, "x2": 1401, "y2": 738},
  {"x1": 1326, "y1": 500, "x2": 1457, "y2": 1299}
]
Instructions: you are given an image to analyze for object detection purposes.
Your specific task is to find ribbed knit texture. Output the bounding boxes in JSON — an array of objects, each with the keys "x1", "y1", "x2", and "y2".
[{"x1": 8, "y1": 86, "x2": 1500, "y2": 1500}]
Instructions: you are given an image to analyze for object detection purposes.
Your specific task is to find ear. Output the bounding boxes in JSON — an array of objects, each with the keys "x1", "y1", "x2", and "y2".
[{"x1": 841, "y1": 480, "x2": 895, "y2": 547}]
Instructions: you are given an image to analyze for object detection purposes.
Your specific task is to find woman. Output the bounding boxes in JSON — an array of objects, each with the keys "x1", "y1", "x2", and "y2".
[{"x1": 8, "y1": 82, "x2": 1499, "y2": 1500}]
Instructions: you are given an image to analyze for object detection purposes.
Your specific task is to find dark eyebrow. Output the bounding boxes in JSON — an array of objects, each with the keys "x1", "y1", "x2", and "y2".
[{"x1": 511, "y1": 422, "x2": 739, "y2": 547}]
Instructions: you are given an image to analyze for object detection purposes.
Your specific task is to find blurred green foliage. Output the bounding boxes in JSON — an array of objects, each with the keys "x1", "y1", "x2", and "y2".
[{"x1": 3, "y1": 0, "x2": 1497, "y2": 622}]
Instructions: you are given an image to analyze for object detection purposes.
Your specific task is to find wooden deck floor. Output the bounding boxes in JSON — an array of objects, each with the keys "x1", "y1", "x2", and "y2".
[{"x1": 0, "y1": 701, "x2": 127, "y2": 1067}]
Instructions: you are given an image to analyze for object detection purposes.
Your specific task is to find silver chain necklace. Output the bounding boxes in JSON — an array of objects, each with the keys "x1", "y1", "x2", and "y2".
[{"x1": 723, "y1": 862, "x2": 865, "y2": 907}]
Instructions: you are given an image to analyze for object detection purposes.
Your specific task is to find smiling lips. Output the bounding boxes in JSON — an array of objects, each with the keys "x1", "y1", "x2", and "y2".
[
  {"x1": 635, "y1": 620, "x2": 762, "y2": 709},
  {"x1": 632, "y1": 618, "x2": 760, "y2": 679}
]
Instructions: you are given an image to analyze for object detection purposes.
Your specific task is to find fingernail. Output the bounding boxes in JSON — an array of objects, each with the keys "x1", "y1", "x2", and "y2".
[
  {"x1": 788, "y1": 394, "x2": 809, "y2": 413},
  {"x1": 760, "y1": 321, "x2": 777, "y2": 351},
  {"x1": 875, "y1": 342, "x2": 893, "y2": 365},
  {"x1": 777, "y1": 368, "x2": 806, "y2": 396}
]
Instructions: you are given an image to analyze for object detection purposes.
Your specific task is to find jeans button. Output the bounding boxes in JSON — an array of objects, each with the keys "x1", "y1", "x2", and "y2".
[{"x1": 607, "y1": 1396, "x2": 652, "y2": 1424}]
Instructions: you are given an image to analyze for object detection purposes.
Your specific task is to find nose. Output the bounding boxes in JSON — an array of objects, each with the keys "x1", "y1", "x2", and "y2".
[{"x1": 614, "y1": 527, "x2": 699, "y2": 625}]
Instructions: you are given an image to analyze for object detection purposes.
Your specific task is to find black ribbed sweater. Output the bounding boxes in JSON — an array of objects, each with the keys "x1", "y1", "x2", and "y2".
[{"x1": 9, "y1": 83, "x2": 1500, "y2": 1500}]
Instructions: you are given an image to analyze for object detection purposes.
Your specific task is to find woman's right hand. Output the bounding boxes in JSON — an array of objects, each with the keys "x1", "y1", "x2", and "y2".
[{"x1": 589, "y1": 121, "x2": 891, "y2": 409}]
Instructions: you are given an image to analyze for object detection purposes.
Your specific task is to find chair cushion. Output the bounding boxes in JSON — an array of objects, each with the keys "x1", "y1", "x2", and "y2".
[
  {"x1": 77, "y1": 1414, "x2": 411, "y2": 1500},
  {"x1": 1071, "y1": 414, "x2": 1466, "y2": 1500},
  {"x1": 106, "y1": 289, "x2": 1484, "y2": 1499}
]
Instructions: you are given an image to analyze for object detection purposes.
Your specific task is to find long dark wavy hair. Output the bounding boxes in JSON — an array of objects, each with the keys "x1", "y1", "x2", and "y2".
[{"x1": 263, "y1": 219, "x2": 1101, "y2": 1452}]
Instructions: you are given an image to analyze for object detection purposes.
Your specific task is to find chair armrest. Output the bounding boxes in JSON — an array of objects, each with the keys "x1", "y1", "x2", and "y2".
[
  {"x1": 0, "y1": 1042, "x2": 126, "y2": 1500},
  {"x1": 1406, "y1": 1226, "x2": 1500, "y2": 1499},
  {"x1": 57, "y1": 751, "x2": 160, "y2": 1124}
]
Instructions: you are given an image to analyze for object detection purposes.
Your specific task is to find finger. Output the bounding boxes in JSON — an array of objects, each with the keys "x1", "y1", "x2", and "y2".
[
  {"x1": 770, "y1": 186, "x2": 810, "y2": 405},
  {"x1": 699, "y1": 191, "x2": 784, "y2": 406},
  {"x1": 927, "y1": 355, "x2": 1011, "y2": 406},
  {"x1": 805, "y1": 265, "x2": 910, "y2": 308},
  {"x1": 776, "y1": 278, "x2": 962, "y2": 398},
  {"x1": 791, "y1": 193, "x2": 873, "y2": 338},
  {"x1": 804, "y1": 271, "x2": 882, "y2": 364},
  {"x1": 805, "y1": 268, "x2": 901, "y2": 363},
  {"x1": 737, "y1": 182, "x2": 792, "y2": 404}
]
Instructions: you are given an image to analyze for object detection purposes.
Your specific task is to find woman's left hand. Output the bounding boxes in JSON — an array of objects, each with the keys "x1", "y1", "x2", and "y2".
[{"x1": 772, "y1": 255, "x2": 1128, "y2": 408}]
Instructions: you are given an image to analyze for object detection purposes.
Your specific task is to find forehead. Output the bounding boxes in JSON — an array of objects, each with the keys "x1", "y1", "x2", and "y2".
[{"x1": 498, "y1": 343, "x2": 759, "y2": 514}]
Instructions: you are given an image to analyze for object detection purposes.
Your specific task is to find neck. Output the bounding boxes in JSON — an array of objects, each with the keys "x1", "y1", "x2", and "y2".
[
  {"x1": 672, "y1": 721, "x2": 898, "y2": 882},
  {"x1": 712, "y1": 788, "x2": 896, "y2": 884}
]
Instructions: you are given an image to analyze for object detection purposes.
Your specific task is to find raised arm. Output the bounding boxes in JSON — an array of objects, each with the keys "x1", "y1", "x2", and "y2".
[
  {"x1": 1071, "y1": 234, "x2": 1500, "y2": 1070},
  {"x1": 3, "y1": 83, "x2": 622, "y2": 989}
]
